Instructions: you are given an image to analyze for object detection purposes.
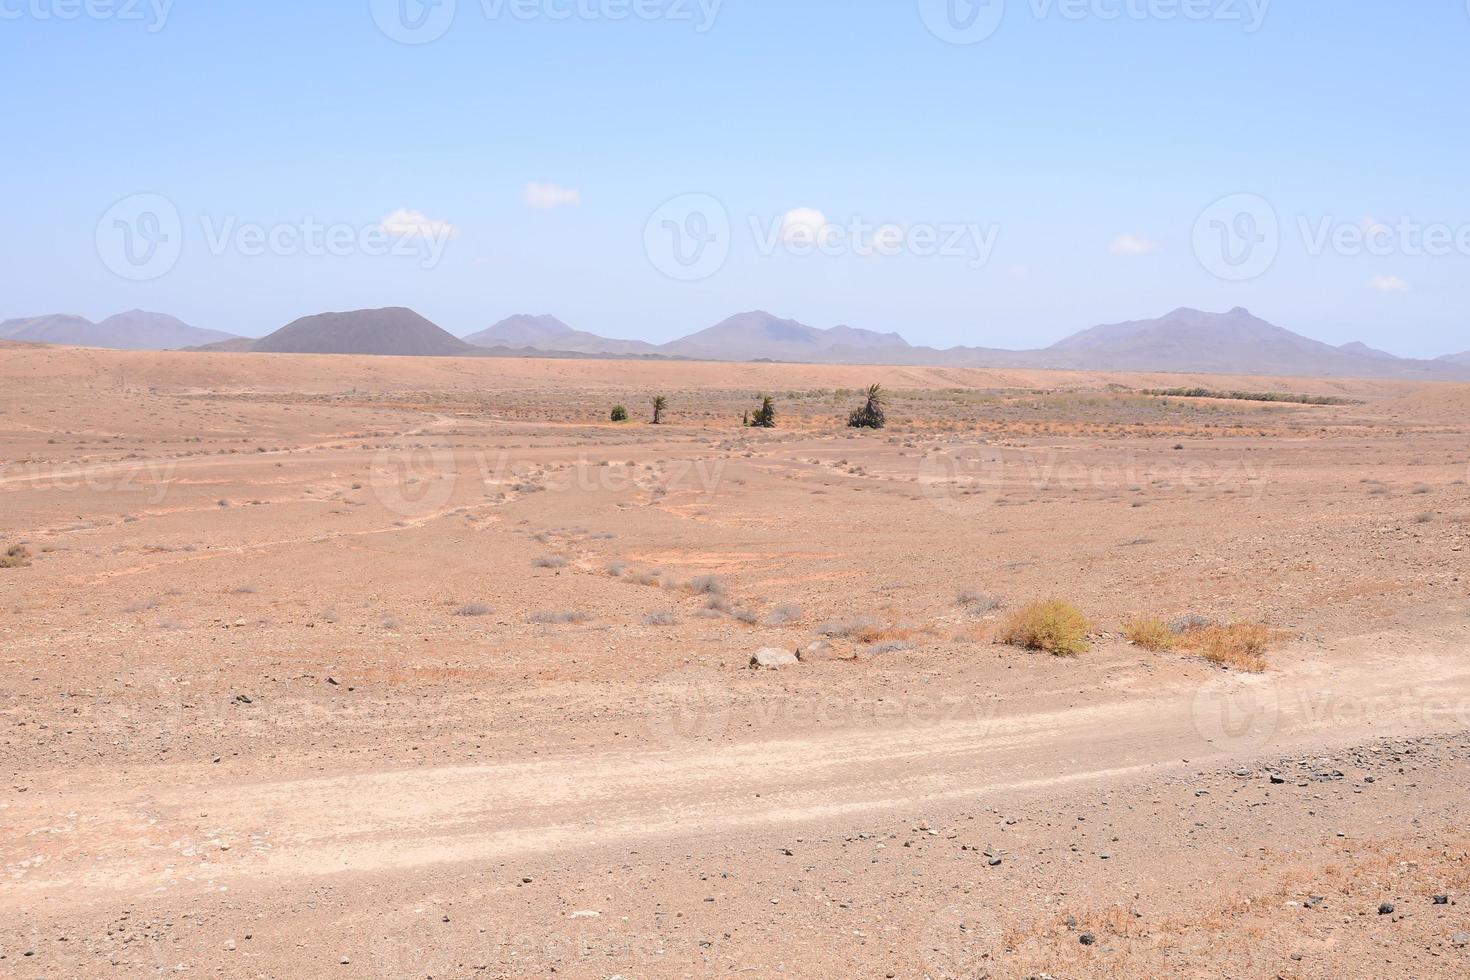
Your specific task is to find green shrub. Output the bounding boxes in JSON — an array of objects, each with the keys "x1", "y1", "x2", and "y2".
[
  {"x1": 848, "y1": 384, "x2": 887, "y2": 429},
  {"x1": 610, "y1": 405, "x2": 628, "y2": 422}
]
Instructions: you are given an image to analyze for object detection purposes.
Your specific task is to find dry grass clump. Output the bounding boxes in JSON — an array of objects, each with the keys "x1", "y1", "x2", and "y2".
[
  {"x1": 818, "y1": 617, "x2": 921, "y2": 644},
  {"x1": 1176, "y1": 622, "x2": 1276, "y2": 673},
  {"x1": 1, "y1": 544, "x2": 32, "y2": 569},
  {"x1": 529, "y1": 609, "x2": 590, "y2": 625},
  {"x1": 454, "y1": 603, "x2": 492, "y2": 617},
  {"x1": 686, "y1": 574, "x2": 726, "y2": 595},
  {"x1": 957, "y1": 590, "x2": 1003, "y2": 616},
  {"x1": 1124, "y1": 617, "x2": 1176, "y2": 651},
  {"x1": 531, "y1": 556, "x2": 567, "y2": 569},
  {"x1": 640, "y1": 611, "x2": 678, "y2": 626},
  {"x1": 999, "y1": 600, "x2": 1091, "y2": 656}
]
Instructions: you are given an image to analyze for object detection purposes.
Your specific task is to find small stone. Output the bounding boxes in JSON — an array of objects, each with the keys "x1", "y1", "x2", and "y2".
[
  {"x1": 223, "y1": 939, "x2": 236, "y2": 951},
  {"x1": 1079, "y1": 932, "x2": 1096, "y2": 946},
  {"x1": 1269, "y1": 774, "x2": 1285, "y2": 785},
  {"x1": 1378, "y1": 902, "x2": 1394, "y2": 915},
  {"x1": 327, "y1": 677, "x2": 339, "y2": 686},
  {"x1": 1433, "y1": 895, "x2": 1449, "y2": 905},
  {"x1": 339, "y1": 956, "x2": 350, "y2": 965}
]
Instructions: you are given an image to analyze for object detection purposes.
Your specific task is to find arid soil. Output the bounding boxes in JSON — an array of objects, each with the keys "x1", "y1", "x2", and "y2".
[{"x1": 2, "y1": 347, "x2": 1469, "y2": 978}]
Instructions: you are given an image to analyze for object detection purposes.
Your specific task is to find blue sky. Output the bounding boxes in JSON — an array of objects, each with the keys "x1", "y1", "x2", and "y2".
[{"x1": 3, "y1": 0, "x2": 1468, "y2": 355}]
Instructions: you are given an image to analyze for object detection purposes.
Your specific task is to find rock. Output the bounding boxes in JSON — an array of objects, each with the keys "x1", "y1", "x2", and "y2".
[
  {"x1": 1079, "y1": 932, "x2": 1096, "y2": 946},
  {"x1": 234, "y1": 694, "x2": 252, "y2": 704},
  {"x1": 798, "y1": 640, "x2": 835, "y2": 662},
  {"x1": 750, "y1": 648, "x2": 798, "y2": 670},
  {"x1": 1452, "y1": 931, "x2": 1470, "y2": 947},
  {"x1": 1378, "y1": 902, "x2": 1395, "y2": 915},
  {"x1": 1433, "y1": 895, "x2": 1449, "y2": 905},
  {"x1": 326, "y1": 676, "x2": 339, "y2": 686},
  {"x1": 1270, "y1": 774, "x2": 1286, "y2": 785},
  {"x1": 988, "y1": 856, "x2": 1002, "y2": 867},
  {"x1": 339, "y1": 956, "x2": 350, "y2": 965}
]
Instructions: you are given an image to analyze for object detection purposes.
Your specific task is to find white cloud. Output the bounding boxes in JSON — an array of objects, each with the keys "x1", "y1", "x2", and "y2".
[
  {"x1": 522, "y1": 182, "x2": 582, "y2": 209},
  {"x1": 1369, "y1": 274, "x2": 1409, "y2": 293},
  {"x1": 780, "y1": 207, "x2": 834, "y2": 246},
  {"x1": 380, "y1": 208, "x2": 457, "y2": 238},
  {"x1": 1109, "y1": 233, "x2": 1160, "y2": 256}
]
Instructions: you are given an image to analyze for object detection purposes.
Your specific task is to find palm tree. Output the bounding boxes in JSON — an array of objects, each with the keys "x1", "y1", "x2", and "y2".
[
  {"x1": 848, "y1": 383, "x2": 887, "y2": 429},
  {"x1": 751, "y1": 395, "x2": 776, "y2": 428},
  {"x1": 651, "y1": 395, "x2": 668, "y2": 425}
]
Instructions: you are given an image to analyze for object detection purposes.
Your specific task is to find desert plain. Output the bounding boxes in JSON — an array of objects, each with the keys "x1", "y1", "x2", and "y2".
[{"x1": 2, "y1": 344, "x2": 1470, "y2": 978}]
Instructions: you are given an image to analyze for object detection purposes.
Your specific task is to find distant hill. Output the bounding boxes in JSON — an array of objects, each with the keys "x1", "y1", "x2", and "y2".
[
  {"x1": 463, "y1": 314, "x2": 659, "y2": 356},
  {"x1": 1338, "y1": 341, "x2": 1398, "y2": 360},
  {"x1": 252, "y1": 308, "x2": 474, "y2": 356},
  {"x1": 0, "y1": 310, "x2": 235, "y2": 350},
  {"x1": 659, "y1": 311, "x2": 910, "y2": 361},
  {"x1": 1036, "y1": 307, "x2": 1464, "y2": 378},
  {"x1": 33, "y1": 302, "x2": 1468, "y2": 380}
]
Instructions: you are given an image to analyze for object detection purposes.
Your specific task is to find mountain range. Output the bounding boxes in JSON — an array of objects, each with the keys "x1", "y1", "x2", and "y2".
[
  {"x1": 0, "y1": 310, "x2": 235, "y2": 350},
  {"x1": 7, "y1": 305, "x2": 1469, "y2": 380}
]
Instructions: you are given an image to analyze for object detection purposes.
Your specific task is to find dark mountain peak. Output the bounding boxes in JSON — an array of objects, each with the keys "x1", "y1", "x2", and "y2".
[{"x1": 253, "y1": 307, "x2": 473, "y2": 356}]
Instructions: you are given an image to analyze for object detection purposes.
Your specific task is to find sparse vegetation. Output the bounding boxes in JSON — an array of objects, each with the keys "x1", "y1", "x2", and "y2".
[
  {"x1": 1, "y1": 544, "x2": 32, "y2": 569},
  {"x1": 1141, "y1": 387, "x2": 1358, "y2": 406},
  {"x1": 454, "y1": 603, "x2": 492, "y2": 617},
  {"x1": 748, "y1": 395, "x2": 776, "y2": 428},
  {"x1": 957, "y1": 590, "x2": 1003, "y2": 616},
  {"x1": 1124, "y1": 617, "x2": 1177, "y2": 651},
  {"x1": 847, "y1": 384, "x2": 887, "y2": 429},
  {"x1": 640, "y1": 611, "x2": 679, "y2": 626},
  {"x1": 1000, "y1": 600, "x2": 1092, "y2": 656},
  {"x1": 529, "y1": 610, "x2": 591, "y2": 624},
  {"x1": 687, "y1": 574, "x2": 727, "y2": 595},
  {"x1": 1175, "y1": 622, "x2": 1277, "y2": 673},
  {"x1": 609, "y1": 404, "x2": 628, "y2": 422},
  {"x1": 651, "y1": 395, "x2": 668, "y2": 425},
  {"x1": 532, "y1": 556, "x2": 568, "y2": 569}
]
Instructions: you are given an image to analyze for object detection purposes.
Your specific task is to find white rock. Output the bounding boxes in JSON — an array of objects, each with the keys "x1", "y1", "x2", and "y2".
[{"x1": 750, "y1": 648, "x2": 798, "y2": 669}]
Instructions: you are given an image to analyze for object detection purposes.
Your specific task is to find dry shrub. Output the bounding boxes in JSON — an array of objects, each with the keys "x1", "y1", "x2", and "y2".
[
  {"x1": 1124, "y1": 617, "x2": 1176, "y2": 651},
  {"x1": 1177, "y1": 622, "x2": 1275, "y2": 672},
  {"x1": 1, "y1": 544, "x2": 32, "y2": 569},
  {"x1": 999, "y1": 600, "x2": 1091, "y2": 656}
]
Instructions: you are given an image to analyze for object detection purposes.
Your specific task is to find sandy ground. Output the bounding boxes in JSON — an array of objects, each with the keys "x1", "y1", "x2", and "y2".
[{"x1": 2, "y1": 347, "x2": 1469, "y2": 978}]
